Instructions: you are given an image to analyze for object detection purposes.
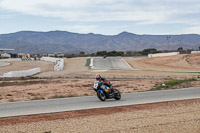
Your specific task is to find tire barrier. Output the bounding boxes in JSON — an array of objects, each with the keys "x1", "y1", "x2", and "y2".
[
  {"x1": 3, "y1": 68, "x2": 41, "y2": 77},
  {"x1": 191, "y1": 51, "x2": 200, "y2": 54},
  {"x1": 40, "y1": 57, "x2": 64, "y2": 71},
  {"x1": 148, "y1": 52, "x2": 180, "y2": 58}
]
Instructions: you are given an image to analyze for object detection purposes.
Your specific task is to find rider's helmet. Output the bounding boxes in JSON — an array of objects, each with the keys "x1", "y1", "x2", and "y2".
[{"x1": 96, "y1": 73, "x2": 101, "y2": 80}]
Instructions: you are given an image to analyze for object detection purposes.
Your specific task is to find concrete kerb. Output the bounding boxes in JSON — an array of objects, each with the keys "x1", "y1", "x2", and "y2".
[
  {"x1": 0, "y1": 58, "x2": 21, "y2": 61},
  {"x1": 40, "y1": 57, "x2": 64, "y2": 71},
  {"x1": 191, "y1": 51, "x2": 200, "y2": 54},
  {"x1": 148, "y1": 52, "x2": 180, "y2": 58},
  {"x1": 3, "y1": 68, "x2": 41, "y2": 77},
  {"x1": 121, "y1": 58, "x2": 134, "y2": 70},
  {"x1": 0, "y1": 62, "x2": 10, "y2": 67},
  {"x1": 90, "y1": 58, "x2": 94, "y2": 69}
]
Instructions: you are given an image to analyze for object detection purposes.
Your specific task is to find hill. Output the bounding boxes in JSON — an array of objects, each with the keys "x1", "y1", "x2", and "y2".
[{"x1": 0, "y1": 31, "x2": 200, "y2": 54}]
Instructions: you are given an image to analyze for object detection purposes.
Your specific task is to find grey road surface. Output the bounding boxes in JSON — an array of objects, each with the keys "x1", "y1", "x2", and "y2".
[
  {"x1": 0, "y1": 87, "x2": 200, "y2": 118},
  {"x1": 92, "y1": 57, "x2": 133, "y2": 70}
]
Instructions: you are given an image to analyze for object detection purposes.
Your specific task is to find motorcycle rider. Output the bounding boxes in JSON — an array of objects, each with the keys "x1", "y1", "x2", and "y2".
[{"x1": 96, "y1": 74, "x2": 111, "y2": 93}]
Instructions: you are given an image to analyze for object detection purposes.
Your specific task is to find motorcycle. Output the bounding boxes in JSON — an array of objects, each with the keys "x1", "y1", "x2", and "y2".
[{"x1": 93, "y1": 81, "x2": 121, "y2": 101}]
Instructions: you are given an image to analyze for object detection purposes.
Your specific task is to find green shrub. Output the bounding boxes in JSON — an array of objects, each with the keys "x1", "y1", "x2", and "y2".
[
  {"x1": 85, "y1": 58, "x2": 91, "y2": 66},
  {"x1": 31, "y1": 97, "x2": 45, "y2": 100},
  {"x1": 152, "y1": 78, "x2": 196, "y2": 90},
  {"x1": 43, "y1": 131, "x2": 51, "y2": 133}
]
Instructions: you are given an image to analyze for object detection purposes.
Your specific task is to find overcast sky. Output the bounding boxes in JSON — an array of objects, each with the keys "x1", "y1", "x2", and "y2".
[{"x1": 0, "y1": 0, "x2": 200, "y2": 35}]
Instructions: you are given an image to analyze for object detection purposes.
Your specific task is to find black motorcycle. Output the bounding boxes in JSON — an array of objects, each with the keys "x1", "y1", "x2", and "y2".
[{"x1": 93, "y1": 81, "x2": 121, "y2": 101}]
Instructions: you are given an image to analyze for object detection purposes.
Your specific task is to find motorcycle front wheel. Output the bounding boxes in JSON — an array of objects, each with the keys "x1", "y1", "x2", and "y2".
[
  {"x1": 114, "y1": 89, "x2": 121, "y2": 100},
  {"x1": 97, "y1": 90, "x2": 106, "y2": 101}
]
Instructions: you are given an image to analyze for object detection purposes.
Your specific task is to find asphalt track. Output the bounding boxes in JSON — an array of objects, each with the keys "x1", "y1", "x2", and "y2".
[
  {"x1": 0, "y1": 87, "x2": 199, "y2": 118},
  {"x1": 92, "y1": 57, "x2": 133, "y2": 70}
]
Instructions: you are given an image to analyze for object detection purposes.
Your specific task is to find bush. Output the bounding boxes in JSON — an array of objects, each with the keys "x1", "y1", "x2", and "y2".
[
  {"x1": 152, "y1": 78, "x2": 196, "y2": 90},
  {"x1": 85, "y1": 58, "x2": 91, "y2": 66}
]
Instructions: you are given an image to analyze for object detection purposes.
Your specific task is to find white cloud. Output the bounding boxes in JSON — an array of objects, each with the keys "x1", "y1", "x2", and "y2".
[
  {"x1": 1, "y1": 0, "x2": 200, "y2": 33},
  {"x1": 184, "y1": 24, "x2": 200, "y2": 34}
]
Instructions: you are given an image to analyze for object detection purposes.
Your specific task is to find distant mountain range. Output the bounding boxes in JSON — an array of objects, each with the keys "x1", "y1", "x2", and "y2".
[{"x1": 0, "y1": 31, "x2": 200, "y2": 54}]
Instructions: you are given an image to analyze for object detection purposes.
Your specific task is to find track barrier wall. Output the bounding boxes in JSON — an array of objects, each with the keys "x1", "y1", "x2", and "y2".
[
  {"x1": 90, "y1": 58, "x2": 93, "y2": 69},
  {"x1": 148, "y1": 52, "x2": 180, "y2": 58},
  {"x1": 191, "y1": 51, "x2": 200, "y2": 54},
  {"x1": 3, "y1": 68, "x2": 41, "y2": 77},
  {"x1": 0, "y1": 58, "x2": 21, "y2": 61},
  {"x1": 40, "y1": 57, "x2": 64, "y2": 71}
]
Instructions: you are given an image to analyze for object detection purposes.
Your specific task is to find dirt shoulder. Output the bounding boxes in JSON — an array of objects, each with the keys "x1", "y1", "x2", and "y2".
[{"x1": 0, "y1": 99, "x2": 199, "y2": 133}]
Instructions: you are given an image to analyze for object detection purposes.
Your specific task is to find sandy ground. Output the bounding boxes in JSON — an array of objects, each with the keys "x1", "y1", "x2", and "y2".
[
  {"x1": 0, "y1": 57, "x2": 89, "y2": 77},
  {"x1": 1, "y1": 55, "x2": 199, "y2": 79},
  {"x1": 0, "y1": 78, "x2": 164, "y2": 103},
  {"x1": 70, "y1": 54, "x2": 200, "y2": 80},
  {"x1": 125, "y1": 54, "x2": 200, "y2": 71},
  {"x1": 0, "y1": 77, "x2": 200, "y2": 103},
  {"x1": 0, "y1": 99, "x2": 199, "y2": 133},
  {"x1": 81, "y1": 69, "x2": 199, "y2": 80},
  {"x1": 0, "y1": 61, "x2": 54, "y2": 76},
  {"x1": 36, "y1": 57, "x2": 89, "y2": 77}
]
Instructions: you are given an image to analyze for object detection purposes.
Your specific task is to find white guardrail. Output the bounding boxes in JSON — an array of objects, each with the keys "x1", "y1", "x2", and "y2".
[
  {"x1": 0, "y1": 58, "x2": 34, "y2": 61},
  {"x1": 3, "y1": 68, "x2": 41, "y2": 77},
  {"x1": 148, "y1": 52, "x2": 180, "y2": 58},
  {"x1": 40, "y1": 57, "x2": 64, "y2": 71},
  {"x1": 0, "y1": 58, "x2": 21, "y2": 61},
  {"x1": 90, "y1": 58, "x2": 93, "y2": 69},
  {"x1": 191, "y1": 51, "x2": 200, "y2": 54}
]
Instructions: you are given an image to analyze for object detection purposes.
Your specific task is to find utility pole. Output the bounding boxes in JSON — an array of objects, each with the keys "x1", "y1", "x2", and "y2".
[
  {"x1": 17, "y1": 40, "x2": 20, "y2": 57},
  {"x1": 167, "y1": 36, "x2": 170, "y2": 51},
  {"x1": 35, "y1": 45, "x2": 39, "y2": 55},
  {"x1": 178, "y1": 40, "x2": 181, "y2": 48}
]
